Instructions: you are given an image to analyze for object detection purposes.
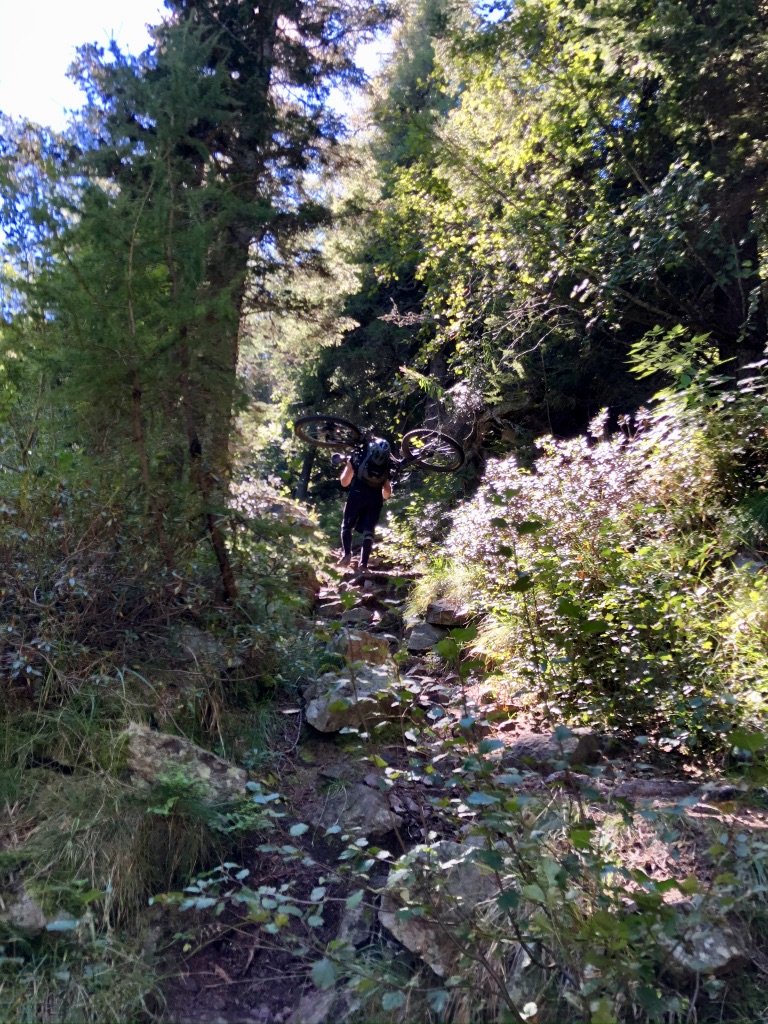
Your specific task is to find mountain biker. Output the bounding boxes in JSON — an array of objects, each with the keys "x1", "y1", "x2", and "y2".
[{"x1": 332, "y1": 438, "x2": 395, "y2": 569}]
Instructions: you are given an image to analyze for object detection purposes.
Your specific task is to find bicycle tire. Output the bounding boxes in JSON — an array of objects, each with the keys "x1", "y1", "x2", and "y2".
[
  {"x1": 401, "y1": 429, "x2": 465, "y2": 472},
  {"x1": 294, "y1": 415, "x2": 363, "y2": 450}
]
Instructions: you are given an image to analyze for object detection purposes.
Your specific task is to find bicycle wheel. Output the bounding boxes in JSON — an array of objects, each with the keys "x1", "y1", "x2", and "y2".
[
  {"x1": 401, "y1": 429, "x2": 465, "y2": 472},
  {"x1": 294, "y1": 415, "x2": 363, "y2": 450}
]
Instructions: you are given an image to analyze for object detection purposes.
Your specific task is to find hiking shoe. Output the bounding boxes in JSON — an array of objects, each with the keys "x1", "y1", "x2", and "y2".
[{"x1": 337, "y1": 553, "x2": 352, "y2": 567}]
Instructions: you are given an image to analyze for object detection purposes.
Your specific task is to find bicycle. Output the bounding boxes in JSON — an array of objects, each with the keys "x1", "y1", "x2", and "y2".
[{"x1": 293, "y1": 414, "x2": 465, "y2": 474}]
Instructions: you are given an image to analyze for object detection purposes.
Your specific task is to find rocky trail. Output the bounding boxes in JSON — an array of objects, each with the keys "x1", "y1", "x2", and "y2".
[
  {"x1": 160, "y1": 560, "x2": 485, "y2": 1024},
  {"x1": 151, "y1": 560, "x2": 766, "y2": 1024}
]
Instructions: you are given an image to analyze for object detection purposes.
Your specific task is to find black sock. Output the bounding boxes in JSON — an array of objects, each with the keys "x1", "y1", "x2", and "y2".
[
  {"x1": 361, "y1": 536, "x2": 373, "y2": 567},
  {"x1": 341, "y1": 524, "x2": 352, "y2": 557}
]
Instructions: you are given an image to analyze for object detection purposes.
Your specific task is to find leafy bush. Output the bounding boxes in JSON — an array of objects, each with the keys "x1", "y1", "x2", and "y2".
[
  {"x1": 412, "y1": 375, "x2": 768, "y2": 753},
  {"x1": 0, "y1": 931, "x2": 158, "y2": 1024},
  {"x1": 152, "y1": 705, "x2": 768, "y2": 1024}
]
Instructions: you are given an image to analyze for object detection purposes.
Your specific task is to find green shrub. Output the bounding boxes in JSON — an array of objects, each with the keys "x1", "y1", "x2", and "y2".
[
  {"x1": 0, "y1": 932, "x2": 158, "y2": 1024},
  {"x1": 411, "y1": 375, "x2": 768, "y2": 753}
]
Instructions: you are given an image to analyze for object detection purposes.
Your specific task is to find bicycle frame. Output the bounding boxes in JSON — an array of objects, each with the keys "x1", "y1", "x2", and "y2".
[
  {"x1": 295, "y1": 414, "x2": 464, "y2": 473},
  {"x1": 341, "y1": 437, "x2": 439, "y2": 475}
]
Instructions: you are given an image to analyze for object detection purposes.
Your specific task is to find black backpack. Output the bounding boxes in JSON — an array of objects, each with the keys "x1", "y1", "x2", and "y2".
[{"x1": 355, "y1": 445, "x2": 390, "y2": 488}]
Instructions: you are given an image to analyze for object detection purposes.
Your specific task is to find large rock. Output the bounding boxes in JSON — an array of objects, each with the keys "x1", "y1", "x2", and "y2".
[
  {"x1": 504, "y1": 728, "x2": 600, "y2": 771},
  {"x1": 303, "y1": 664, "x2": 398, "y2": 733},
  {"x1": 734, "y1": 551, "x2": 766, "y2": 575},
  {"x1": 371, "y1": 609, "x2": 402, "y2": 632},
  {"x1": 337, "y1": 901, "x2": 372, "y2": 948},
  {"x1": 406, "y1": 622, "x2": 448, "y2": 653},
  {"x1": 290, "y1": 989, "x2": 360, "y2": 1024},
  {"x1": 316, "y1": 600, "x2": 344, "y2": 619},
  {"x1": 170, "y1": 624, "x2": 242, "y2": 671},
  {"x1": 664, "y1": 923, "x2": 749, "y2": 976},
  {"x1": 0, "y1": 888, "x2": 47, "y2": 936},
  {"x1": 426, "y1": 599, "x2": 470, "y2": 628},
  {"x1": 122, "y1": 722, "x2": 247, "y2": 803},
  {"x1": 378, "y1": 838, "x2": 503, "y2": 977},
  {"x1": 336, "y1": 629, "x2": 392, "y2": 667},
  {"x1": 236, "y1": 478, "x2": 317, "y2": 531},
  {"x1": 311, "y1": 783, "x2": 402, "y2": 838},
  {"x1": 287, "y1": 564, "x2": 323, "y2": 604},
  {"x1": 341, "y1": 606, "x2": 374, "y2": 625},
  {"x1": 358, "y1": 569, "x2": 419, "y2": 585},
  {"x1": 290, "y1": 990, "x2": 338, "y2": 1024},
  {"x1": 267, "y1": 500, "x2": 316, "y2": 531},
  {"x1": 611, "y1": 779, "x2": 699, "y2": 801}
]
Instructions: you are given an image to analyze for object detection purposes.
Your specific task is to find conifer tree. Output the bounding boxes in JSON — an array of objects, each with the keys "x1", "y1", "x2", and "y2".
[{"x1": 1, "y1": 0, "x2": 390, "y2": 599}]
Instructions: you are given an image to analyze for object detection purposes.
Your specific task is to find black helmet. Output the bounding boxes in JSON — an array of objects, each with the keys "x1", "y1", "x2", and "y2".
[{"x1": 368, "y1": 438, "x2": 391, "y2": 463}]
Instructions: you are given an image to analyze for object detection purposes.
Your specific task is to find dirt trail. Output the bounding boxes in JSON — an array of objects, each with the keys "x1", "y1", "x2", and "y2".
[
  {"x1": 161, "y1": 559, "x2": 447, "y2": 1023},
  {"x1": 160, "y1": 560, "x2": 767, "y2": 1024}
]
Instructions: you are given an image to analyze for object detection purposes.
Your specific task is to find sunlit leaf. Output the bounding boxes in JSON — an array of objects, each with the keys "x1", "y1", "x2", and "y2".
[
  {"x1": 729, "y1": 728, "x2": 766, "y2": 752},
  {"x1": 435, "y1": 637, "x2": 459, "y2": 660},
  {"x1": 345, "y1": 889, "x2": 365, "y2": 909},
  {"x1": 478, "y1": 738, "x2": 505, "y2": 754},
  {"x1": 498, "y1": 890, "x2": 519, "y2": 910},
  {"x1": 466, "y1": 791, "x2": 499, "y2": 805},
  {"x1": 556, "y1": 597, "x2": 581, "y2": 617},
  {"x1": 450, "y1": 625, "x2": 478, "y2": 642}
]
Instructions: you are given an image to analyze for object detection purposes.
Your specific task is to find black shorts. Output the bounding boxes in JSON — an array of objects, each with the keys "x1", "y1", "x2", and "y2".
[{"x1": 343, "y1": 489, "x2": 383, "y2": 538}]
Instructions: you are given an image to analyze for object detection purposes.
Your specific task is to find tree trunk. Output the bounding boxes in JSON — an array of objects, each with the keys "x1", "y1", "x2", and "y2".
[
  {"x1": 132, "y1": 370, "x2": 176, "y2": 571},
  {"x1": 296, "y1": 446, "x2": 316, "y2": 501},
  {"x1": 178, "y1": 332, "x2": 240, "y2": 603}
]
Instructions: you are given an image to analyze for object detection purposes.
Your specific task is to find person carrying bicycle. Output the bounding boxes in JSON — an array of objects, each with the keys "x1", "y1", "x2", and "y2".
[
  {"x1": 332, "y1": 438, "x2": 396, "y2": 569},
  {"x1": 293, "y1": 414, "x2": 464, "y2": 569}
]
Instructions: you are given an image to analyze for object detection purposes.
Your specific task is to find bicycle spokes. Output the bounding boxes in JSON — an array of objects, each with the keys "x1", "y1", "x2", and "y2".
[
  {"x1": 401, "y1": 428, "x2": 465, "y2": 472},
  {"x1": 294, "y1": 415, "x2": 362, "y2": 450}
]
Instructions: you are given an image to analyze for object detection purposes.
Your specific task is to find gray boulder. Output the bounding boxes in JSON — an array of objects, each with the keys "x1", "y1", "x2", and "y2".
[
  {"x1": 341, "y1": 607, "x2": 374, "y2": 625},
  {"x1": 0, "y1": 889, "x2": 85, "y2": 940},
  {"x1": 0, "y1": 888, "x2": 47, "y2": 935},
  {"x1": 311, "y1": 783, "x2": 402, "y2": 838},
  {"x1": 290, "y1": 989, "x2": 360, "y2": 1024},
  {"x1": 122, "y1": 722, "x2": 247, "y2": 804},
  {"x1": 336, "y1": 629, "x2": 392, "y2": 667},
  {"x1": 266, "y1": 499, "x2": 316, "y2": 531},
  {"x1": 426, "y1": 599, "x2": 470, "y2": 628},
  {"x1": 371, "y1": 609, "x2": 402, "y2": 631},
  {"x1": 504, "y1": 728, "x2": 600, "y2": 770},
  {"x1": 663, "y1": 922, "x2": 749, "y2": 976},
  {"x1": 337, "y1": 901, "x2": 373, "y2": 948},
  {"x1": 378, "y1": 837, "x2": 503, "y2": 977},
  {"x1": 611, "y1": 779, "x2": 699, "y2": 801},
  {"x1": 170, "y1": 624, "x2": 242, "y2": 671},
  {"x1": 406, "y1": 622, "x2": 448, "y2": 653},
  {"x1": 303, "y1": 664, "x2": 398, "y2": 733},
  {"x1": 290, "y1": 990, "x2": 338, "y2": 1024},
  {"x1": 316, "y1": 600, "x2": 344, "y2": 619},
  {"x1": 734, "y1": 551, "x2": 766, "y2": 575}
]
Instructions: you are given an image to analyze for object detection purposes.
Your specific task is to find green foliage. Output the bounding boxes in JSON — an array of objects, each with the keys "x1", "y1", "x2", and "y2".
[
  {"x1": 378, "y1": 470, "x2": 465, "y2": 568},
  {"x1": 412, "y1": 373, "x2": 768, "y2": 752},
  {"x1": 5, "y1": 2, "x2": 768, "y2": 1022},
  {"x1": 360, "y1": 738, "x2": 763, "y2": 1022},
  {"x1": 0, "y1": 0, "x2": 392, "y2": 599},
  {"x1": 318, "y1": 0, "x2": 768, "y2": 449},
  {"x1": 0, "y1": 931, "x2": 158, "y2": 1024},
  {"x1": 152, "y1": 718, "x2": 768, "y2": 1024}
]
